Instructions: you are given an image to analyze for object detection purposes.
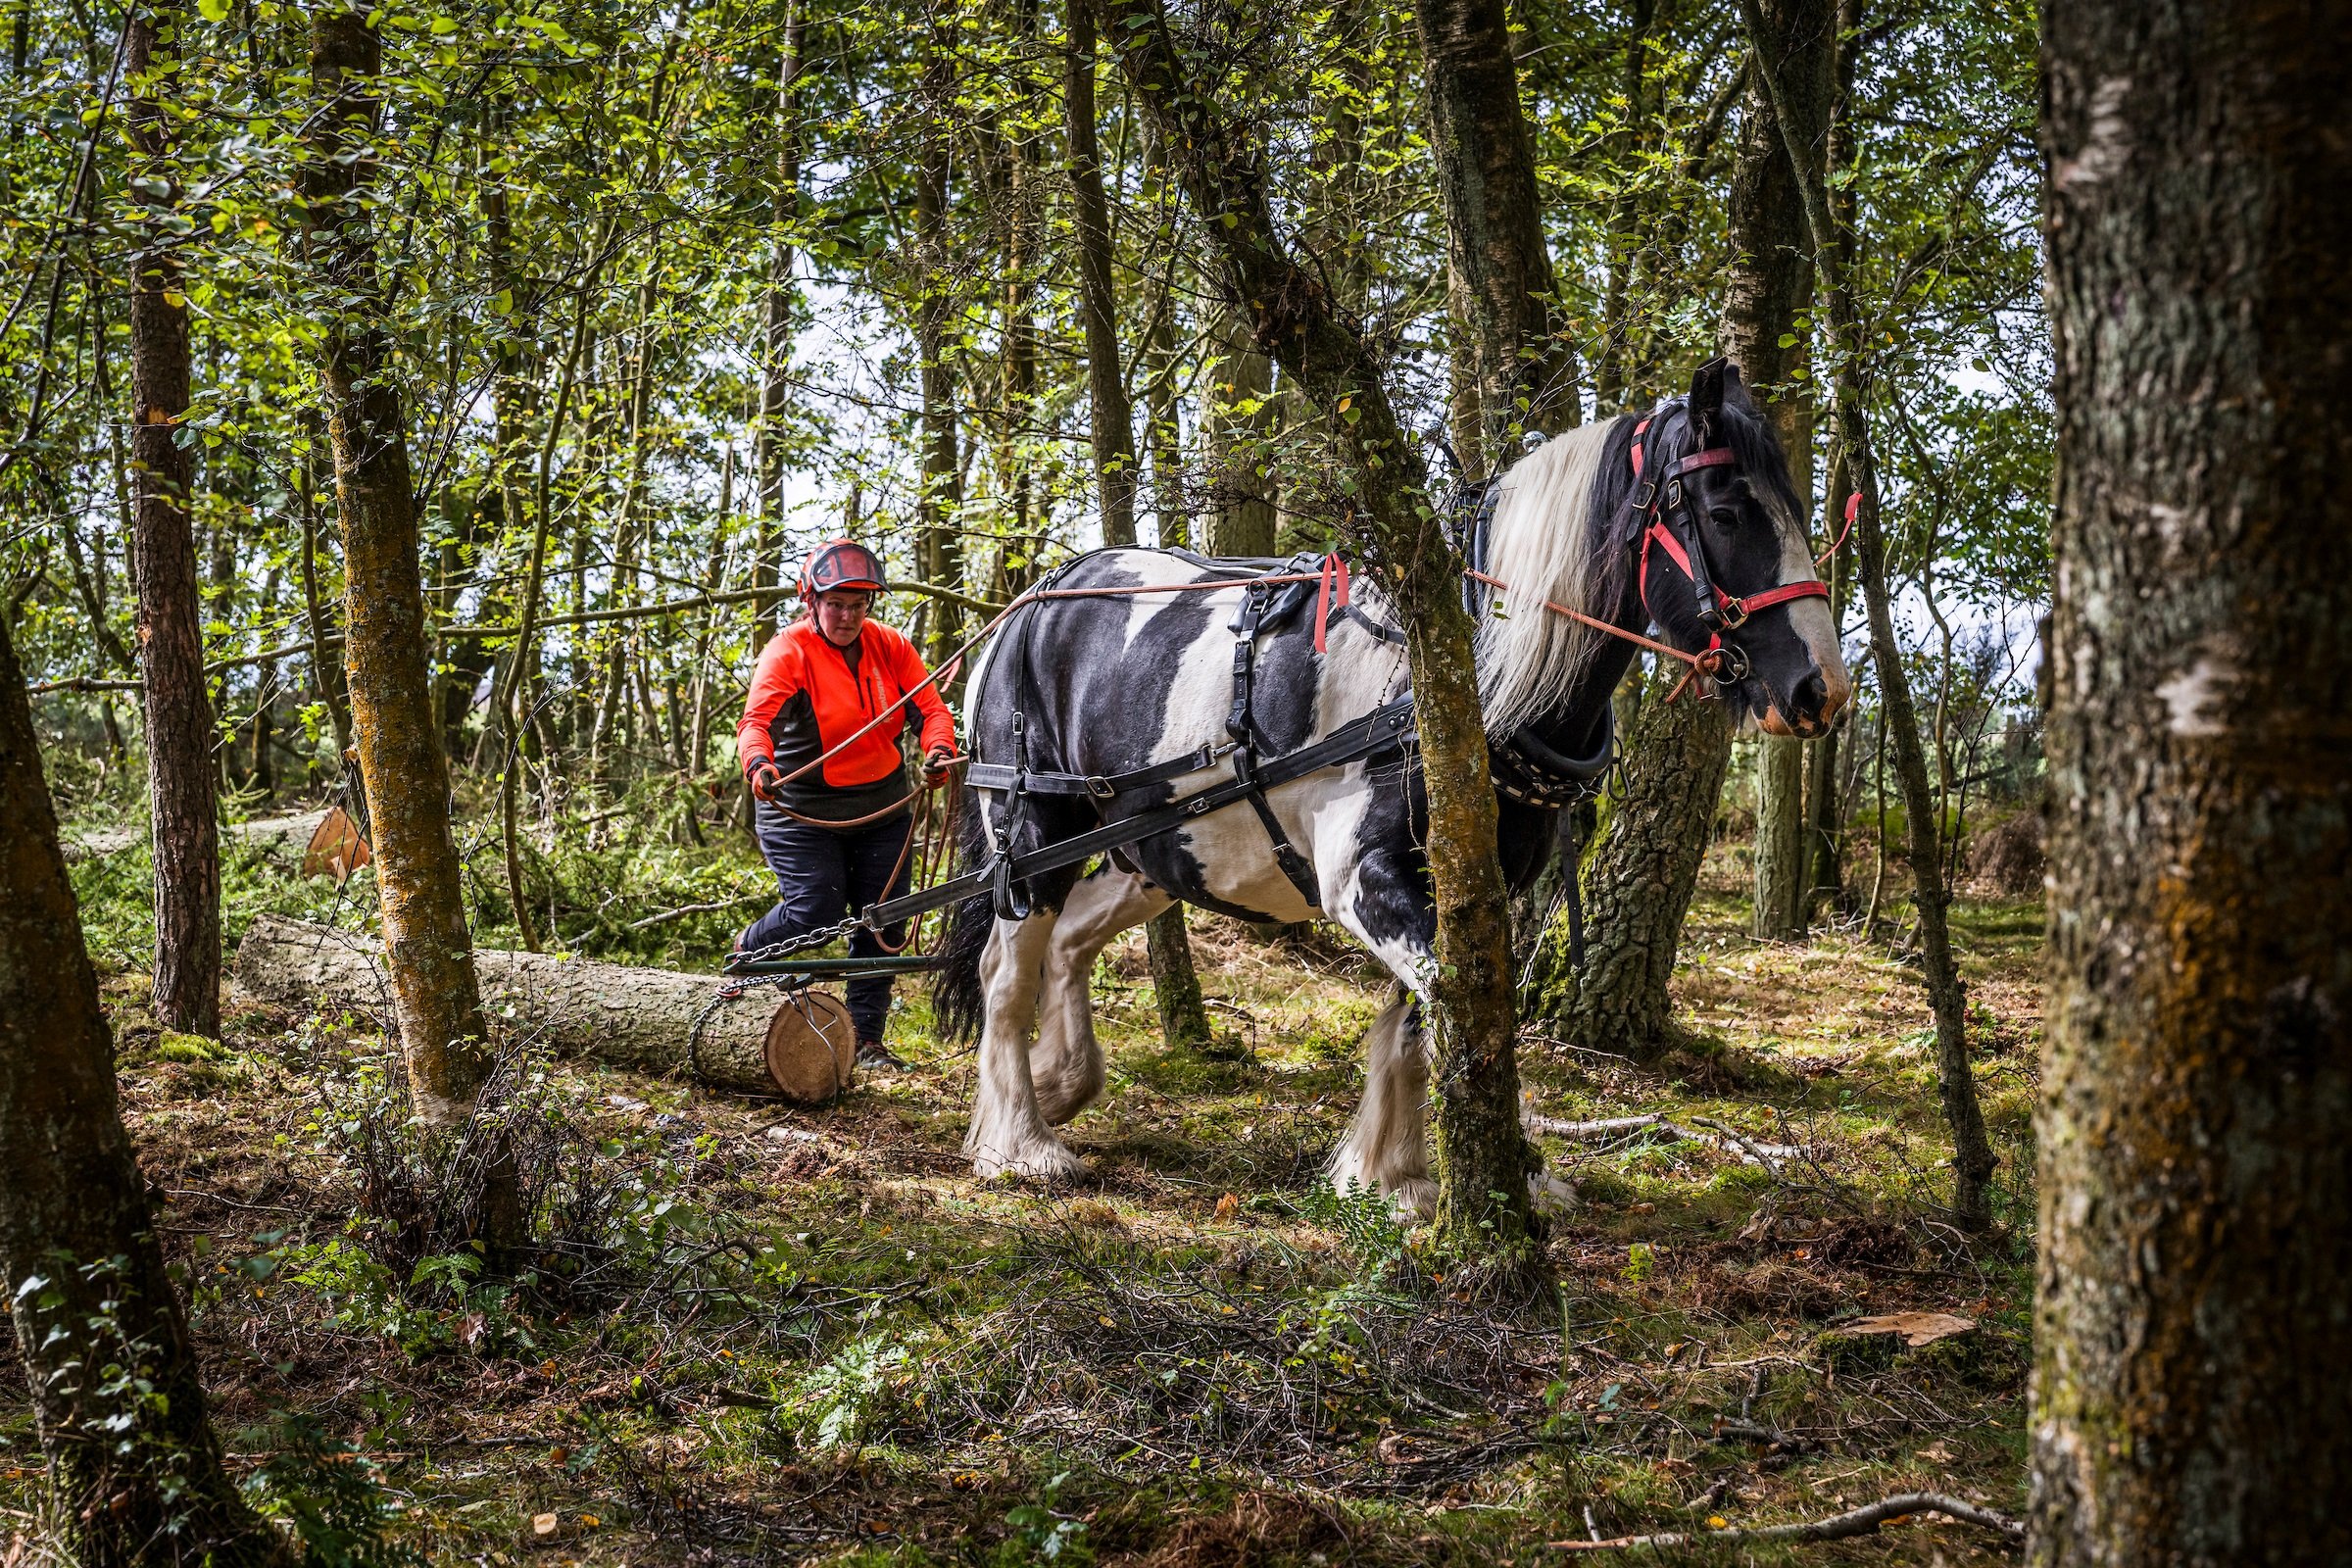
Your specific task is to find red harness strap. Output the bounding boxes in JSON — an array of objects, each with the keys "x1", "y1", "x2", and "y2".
[
  {"x1": 1312, "y1": 551, "x2": 1351, "y2": 654},
  {"x1": 1632, "y1": 432, "x2": 1829, "y2": 628}
]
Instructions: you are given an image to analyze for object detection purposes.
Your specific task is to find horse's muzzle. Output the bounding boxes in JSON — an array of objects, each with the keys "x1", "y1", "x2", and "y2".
[{"x1": 1758, "y1": 665, "x2": 1851, "y2": 738}]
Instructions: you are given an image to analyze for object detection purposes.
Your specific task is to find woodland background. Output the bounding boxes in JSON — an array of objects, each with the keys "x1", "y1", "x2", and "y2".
[{"x1": 3, "y1": 0, "x2": 2097, "y2": 1561}]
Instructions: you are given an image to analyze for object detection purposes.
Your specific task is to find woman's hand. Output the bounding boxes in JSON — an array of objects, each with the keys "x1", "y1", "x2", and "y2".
[
  {"x1": 922, "y1": 746, "x2": 957, "y2": 788},
  {"x1": 747, "y1": 759, "x2": 785, "y2": 803}
]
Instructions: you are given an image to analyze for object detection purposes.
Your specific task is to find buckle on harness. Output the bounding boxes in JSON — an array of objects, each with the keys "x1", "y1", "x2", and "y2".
[
  {"x1": 1632, "y1": 480, "x2": 1656, "y2": 513},
  {"x1": 1084, "y1": 775, "x2": 1117, "y2": 801}
]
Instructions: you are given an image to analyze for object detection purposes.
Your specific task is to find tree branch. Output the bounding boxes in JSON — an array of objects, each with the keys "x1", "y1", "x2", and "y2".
[{"x1": 1552, "y1": 1492, "x2": 2023, "y2": 1550}]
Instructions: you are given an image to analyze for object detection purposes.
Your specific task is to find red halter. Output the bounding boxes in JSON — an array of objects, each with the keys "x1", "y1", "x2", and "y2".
[{"x1": 1630, "y1": 416, "x2": 1830, "y2": 657}]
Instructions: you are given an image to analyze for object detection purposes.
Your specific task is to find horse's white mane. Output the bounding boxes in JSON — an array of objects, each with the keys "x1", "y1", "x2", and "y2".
[{"x1": 1473, "y1": 416, "x2": 1622, "y2": 737}]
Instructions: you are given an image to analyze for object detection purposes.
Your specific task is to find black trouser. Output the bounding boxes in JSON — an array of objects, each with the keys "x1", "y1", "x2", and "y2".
[{"x1": 743, "y1": 805, "x2": 914, "y2": 1043}]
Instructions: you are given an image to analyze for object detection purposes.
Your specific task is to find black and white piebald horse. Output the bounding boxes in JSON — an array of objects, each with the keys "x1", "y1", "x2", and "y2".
[{"x1": 933, "y1": 360, "x2": 1850, "y2": 1211}]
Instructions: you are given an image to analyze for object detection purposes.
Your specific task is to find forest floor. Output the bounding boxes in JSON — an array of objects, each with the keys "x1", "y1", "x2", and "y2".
[{"x1": 5, "y1": 802, "x2": 2041, "y2": 1566}]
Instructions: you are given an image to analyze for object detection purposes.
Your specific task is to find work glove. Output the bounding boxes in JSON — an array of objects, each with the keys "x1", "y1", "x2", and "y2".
[
  {"x1": 747, "y1": 759, "x2": 785, "y2": 804},
  {"x1": 922, "y1": 746, "x2": 957, "y2": 788}
]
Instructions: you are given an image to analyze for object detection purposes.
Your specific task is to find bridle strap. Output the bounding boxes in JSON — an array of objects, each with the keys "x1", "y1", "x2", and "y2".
[{"x1": 1631, "y1": 419, "x2": 1829, "y2": 634}]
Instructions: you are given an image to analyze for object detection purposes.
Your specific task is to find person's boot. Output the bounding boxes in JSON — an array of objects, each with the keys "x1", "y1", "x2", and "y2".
[{"x1": 856, "y1": 1038, "x2": 906, "y2": 1072}]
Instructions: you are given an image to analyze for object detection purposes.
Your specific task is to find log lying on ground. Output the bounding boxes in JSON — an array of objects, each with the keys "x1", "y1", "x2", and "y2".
[
  {"x1": 68, "y1": 808, "x2": 331, "y2": 865},
  {"x1": 232, "y1": 914, "x2": 801, "y2": 1096}
]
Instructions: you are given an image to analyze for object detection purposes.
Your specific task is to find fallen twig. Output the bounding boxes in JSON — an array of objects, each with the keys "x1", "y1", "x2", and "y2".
[
  {"x1": 1527, "y1": 1112, "x2": 1808, "y2": 1166},
  {"x1": 1549, "y1": 1492, "x2": 2022, "y2": 1551},
  {"x1": 625, "y1": 894, "x2": 765, "y2": 931}
]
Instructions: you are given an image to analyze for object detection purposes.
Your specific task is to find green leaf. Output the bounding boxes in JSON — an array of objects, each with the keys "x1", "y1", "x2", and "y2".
[{"x1": 196, "y1": 0, "x2": 231, "y2": 20}]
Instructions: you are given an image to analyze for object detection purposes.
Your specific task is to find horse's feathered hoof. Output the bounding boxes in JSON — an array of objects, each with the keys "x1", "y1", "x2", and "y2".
[
  {"x1": 1386, "y1": 1177, "x2": 1439, "y2": 1220},
  {"x1": 969, "y1": 1138, "x2": 1093, "y2": 1188}
]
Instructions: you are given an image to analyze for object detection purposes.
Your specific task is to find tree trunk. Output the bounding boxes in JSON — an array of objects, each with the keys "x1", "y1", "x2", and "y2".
[
  {"x1": 914, "y1": 20, "x2": 962, "y2": 664},
  {"x1": 754, "y1": 6, "x2": 805, "y2": 639},
  {"x1": 303, "y1": 6, "x2": 492, "y2": 1128},
  {"x1": 2032, "y1": 2, "x2": 2352, "y2": 1559},
  {"x1": 1067, "y1": 5, "x2": 1213, "y2": 1051},
  {"x1": 1737, "y1": 0, "x2": 1993, "y2": 1227},
  {"x1": 1098, "y1": 0, "x2": 1533, "y2": 1263},
  {"x1": 1724, "y1": 0, "x2": 1833, "y2": 942},
  {"x1": 0, "y1": 609, "x2": 292, "y2": 1568},
  {"x1": 1804, "y1": 466, "x2": 1851, "y2": 906},
  {"x1": 234, "y1": 916, "x2": 797, "y2": 1096},
  {"x1": 1411, "y1": 0, "x2": 1580, "y2": 439},
  {"x1": 1801, "y1": 1, "x2": 1859, "y2": 912},
  {"x1": 1529, "y1": 665, "x2": 1735, "y2": 1054},
  {"x1": 1067, "y1": 4, "x2": 1136, "y2": 550},
  {"x1": 126, "y1": 0, "x2": 220, "y2": 1038},
  {"x1": 1751, "y1": 738, "x2": 1805, "y2": 937},
  {"x1": 1205, "y1": 309, "x2": 1275, "y2": 556}
]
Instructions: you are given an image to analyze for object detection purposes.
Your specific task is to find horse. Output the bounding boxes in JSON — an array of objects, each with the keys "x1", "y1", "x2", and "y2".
[{"x1": 930, "y1": 359, "x2": 1850, "y2": 1211}]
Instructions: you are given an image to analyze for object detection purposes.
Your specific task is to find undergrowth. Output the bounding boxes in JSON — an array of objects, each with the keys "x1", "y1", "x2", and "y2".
[{"x1": 11, "y1": 814, "x2": 2041, "y2": 1566}]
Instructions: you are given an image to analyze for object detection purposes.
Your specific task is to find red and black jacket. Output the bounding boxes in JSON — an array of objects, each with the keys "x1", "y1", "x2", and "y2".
[{"x1": 736, "y1": 617, "x2": 956, "y2": 819}]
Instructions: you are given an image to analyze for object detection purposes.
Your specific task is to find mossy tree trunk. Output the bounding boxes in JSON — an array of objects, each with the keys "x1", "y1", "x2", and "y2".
[
  {"x1": 2032, "y1": 0, "x2": 2352, "y2": 1557},
  {"x1": 0, "y1": 607, "x2": 293, "y2": 1568},
  {"x1": 1412, "y1": 0, "x2": 1580, "y2": 440},
  {"x1": 126, "y1": 0, "x2": 220, "y2": 1038},
  {"x1": 302, "y1": 6, "x2": 493, "y2": 1129},
  {"x1": 1065, "y1": 3, "x2": 1212, "y2": 1053},
  {"x1": 1724, "y1": 0, "x2": 1833, "y2": 943},
  {"x1": 753, "y1": 4, "x2": 804, "y2": 637},
  {"x1": 1205, "y1": 308, "x2": 1276, "y2": 557},
  {"x1": 1097, "y1": 0, "x2": 1534, "y2": 1262},
  {"x1": 1527, "y1": 663, "x2": 1734, "y2": 1054},
  {"x1": 914, "y1": 18, "x2": 962, "y2": 664}
]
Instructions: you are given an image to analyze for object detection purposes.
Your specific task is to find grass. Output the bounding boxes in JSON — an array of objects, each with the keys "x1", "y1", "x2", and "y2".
[{"x1": 4, "y1": 813, "x2": 2041, "y2": 1566}]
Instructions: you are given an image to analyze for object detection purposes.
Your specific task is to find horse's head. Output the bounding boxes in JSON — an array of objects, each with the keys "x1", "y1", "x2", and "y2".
[{"x1": 1639, "y1": 360, "x2": 1851, "y2": 738}]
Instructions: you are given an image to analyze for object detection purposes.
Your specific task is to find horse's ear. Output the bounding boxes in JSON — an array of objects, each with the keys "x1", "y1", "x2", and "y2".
[
  {"x1": 1720, "y1": 360, "x2": 1755, "y2": 413},
  {"x1": 1690, "y1": 356, "x2": 1728, "y2": 441}
]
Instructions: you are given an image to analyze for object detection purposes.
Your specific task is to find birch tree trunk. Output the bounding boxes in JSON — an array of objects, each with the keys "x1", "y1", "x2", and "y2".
[
  {"x1": 1528, "y1": 664, "x2": 1735, "y2": 1054},
  {"x1": 1205, "y1": 309, "x2": 1276, "y2": 557},
  {"x1": 2032, "y1": 1, "x2": 2352, "y2": 1558},
  {"x1": 302, "y1": 5, "x2": 492, "y2": 1127},
  {"x1": 126, "y1": 0, "x2": 220, "y2": 1038},
  {"x1": 0, "y1": 607, "x2": 292, "y2": 1568}
]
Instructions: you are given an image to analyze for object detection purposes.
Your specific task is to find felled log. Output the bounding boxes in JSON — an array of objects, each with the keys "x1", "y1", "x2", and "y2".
[
  {"x1": 231, "y1": 914, "x2": 851, "y2": 1100},
  {"x1": 66, "y1": 808, "x2": 333, "y2": 865}
]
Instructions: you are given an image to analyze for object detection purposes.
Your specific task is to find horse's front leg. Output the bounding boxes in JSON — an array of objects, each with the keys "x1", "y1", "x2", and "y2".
[
  {"x1": 1328, "y1": 985, "x2": 1438, "y2": 1218},
  {"x1": 1030, "y1": 864, "x2": 1170, "y2": 1126},
  {"x1": 1324, "y1": 842, "x2": 1442, "y2": 1218},
  {"x1": 962, "y1": 908, "x2": 1088, "y2": 1183}
]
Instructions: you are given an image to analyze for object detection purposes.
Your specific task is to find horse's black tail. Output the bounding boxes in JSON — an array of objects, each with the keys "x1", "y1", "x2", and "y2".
[{"x1": 929, "y1": 786, "x2": 995, "y2": 1043}]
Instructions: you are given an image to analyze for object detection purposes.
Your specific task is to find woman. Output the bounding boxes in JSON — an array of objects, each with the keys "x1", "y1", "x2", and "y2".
[{"x1": 737, "y1": 539, "x2": 957, "y2": 1069}]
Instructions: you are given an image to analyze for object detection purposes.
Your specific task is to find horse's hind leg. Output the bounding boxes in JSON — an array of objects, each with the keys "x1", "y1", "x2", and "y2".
[
  {"x1": 962, "y1": 909, "x2": 1088, "y2": 1183},
  {"x1": 1328, "y1": 987, "x2": 1436, "y2": 1216},
  {"x1": 1030, "y1": 864, "x2": 1170, "y2": 1126}
]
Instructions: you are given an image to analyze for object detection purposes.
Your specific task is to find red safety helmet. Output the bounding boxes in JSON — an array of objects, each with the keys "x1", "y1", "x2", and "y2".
[{"x1": 799, "y1": 538, "x2": 887, "y2": 599}]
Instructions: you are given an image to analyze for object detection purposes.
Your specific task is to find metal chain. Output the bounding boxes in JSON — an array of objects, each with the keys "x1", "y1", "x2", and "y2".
[{"x1": 729, "y1": 910, "x2": 870, "y2": 968}]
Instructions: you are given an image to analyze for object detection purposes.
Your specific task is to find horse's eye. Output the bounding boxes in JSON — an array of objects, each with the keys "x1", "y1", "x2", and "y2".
[{"x1": 1708, "y1": 508, "x2": 1740, "y2": 527}]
